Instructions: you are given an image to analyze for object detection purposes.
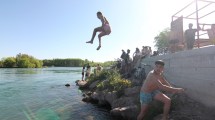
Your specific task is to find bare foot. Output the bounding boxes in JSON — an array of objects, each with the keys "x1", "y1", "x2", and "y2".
[
  {"x1": 96, "y1": 46, "x2": 101, "y2": 50},
  {"x1": 86, "y1": 41, "x2": 93, "y2": 44}
]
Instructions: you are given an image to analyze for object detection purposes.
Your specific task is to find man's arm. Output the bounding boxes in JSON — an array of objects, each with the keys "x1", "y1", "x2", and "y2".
[
  {"x1": 100, "y1": 17, "x2": 105, "y2": 27},
  {"x1": 159, "y1": 74, "x2": 171, "y2": 87},
  {"x1": 194, "y1": 26, "x2": 201, "y2": 32},
  {"x1": 155, "y1": 79, "x2": 183, "y2": 94}
]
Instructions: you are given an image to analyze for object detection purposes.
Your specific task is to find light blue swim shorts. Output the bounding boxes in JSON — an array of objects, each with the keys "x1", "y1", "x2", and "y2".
[{"x1": 140, "y1": 90, "x2": 160, "y2": 105}]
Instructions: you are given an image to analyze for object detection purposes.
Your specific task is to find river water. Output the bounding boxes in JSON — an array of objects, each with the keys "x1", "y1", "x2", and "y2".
[{"x1": 0, "y1": 67, "x2": 115, "y2": 120}]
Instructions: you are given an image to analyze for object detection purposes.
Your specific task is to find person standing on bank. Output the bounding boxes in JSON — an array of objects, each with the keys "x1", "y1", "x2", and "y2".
[
  {"x1": 86, "y1": 11, "x2": 111, "y2": 50},
  {"x1": 81, "y1": 65, "x2": 85, "y2": 81},
  {"x1": 85, "y1": 63, "x2": 91, "y2": 80},
  {"x1": 137, "y1": 60, "x2": 184, "y2": 120}
]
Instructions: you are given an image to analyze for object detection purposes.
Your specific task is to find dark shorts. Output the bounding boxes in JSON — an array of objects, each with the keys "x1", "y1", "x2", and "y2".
[{"x1": 82, "y1": 72, "x2": 84, "y2": 75}]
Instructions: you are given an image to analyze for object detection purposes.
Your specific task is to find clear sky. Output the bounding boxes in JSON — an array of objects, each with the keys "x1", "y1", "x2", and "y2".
[{"x1": 1, "y1": 0, "x2": 214, "y2": 62}]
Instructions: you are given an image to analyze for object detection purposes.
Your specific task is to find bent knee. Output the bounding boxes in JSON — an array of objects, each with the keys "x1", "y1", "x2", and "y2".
[
  {"x1": 164, "y1": 98, "x2": 171, "y2": 104},
  {"x1": 98, "y1": 33, "x2": 106, "y2": 38},
  {"x1": 94, "y1": 28, "x2": 99, "y2": 32}
]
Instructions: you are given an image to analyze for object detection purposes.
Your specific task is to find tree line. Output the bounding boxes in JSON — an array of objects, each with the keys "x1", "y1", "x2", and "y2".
[
  {"x1": 0, "y1": 53, "x2": 43, "y2": 68},
  {"x1": 0, "y1": 53, "x2": 116, "y2": 68},
  {"x1": 0, "y1": 28, "x2": 169, "y2": 68}
]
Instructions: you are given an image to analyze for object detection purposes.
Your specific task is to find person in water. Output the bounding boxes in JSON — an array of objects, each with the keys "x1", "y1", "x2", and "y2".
[
  {"x1": 137, "y1": 60, "x2": 184, "y2": 120},
  {"x1": 86, "y1": 11, "x2": 111, "y2": 50}
]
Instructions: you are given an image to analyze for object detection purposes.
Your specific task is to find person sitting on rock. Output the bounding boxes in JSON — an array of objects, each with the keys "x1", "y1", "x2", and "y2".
[{"x1": 137, "y1": 60, "x2": 184, "y2": 120}]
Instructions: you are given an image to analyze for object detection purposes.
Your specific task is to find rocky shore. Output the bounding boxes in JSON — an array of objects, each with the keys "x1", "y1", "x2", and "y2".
[{"x1": 75, "y1": 72, "x2": 215, "y2": 120}]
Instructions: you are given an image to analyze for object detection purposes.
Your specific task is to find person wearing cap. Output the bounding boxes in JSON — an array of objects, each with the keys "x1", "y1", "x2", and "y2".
[{"x1": 137, "y1": 60, "x2": 184, "y2": 120}]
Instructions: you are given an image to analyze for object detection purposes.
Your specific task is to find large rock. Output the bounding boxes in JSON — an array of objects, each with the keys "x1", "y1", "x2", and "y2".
[
  {"x1": 104, "y1": 91, "x2": 118, "y2": 105},
  {"x1": 110, "y1": 105, "x2": 138, "y2": 120},
  {"x1": 89, "y1": 80, "x2": 100, "y2": 90},
  {"x1": 112, "y1": 96, "x2": 136, "y2": 109},
  {"x1": 76, "y1": 80, "x2": 88, "y2": 89},
  {"x1": 91, "y1": 91, "x2": 118, "y2": 106},
  {"x1": 124, "y1": 86, "x2": 141, "y2": 97}
]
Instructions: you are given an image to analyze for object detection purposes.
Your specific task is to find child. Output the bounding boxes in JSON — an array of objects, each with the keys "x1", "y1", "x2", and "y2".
[{"x1": 86, "y1": 11, "x2": 111, "y2": 50}]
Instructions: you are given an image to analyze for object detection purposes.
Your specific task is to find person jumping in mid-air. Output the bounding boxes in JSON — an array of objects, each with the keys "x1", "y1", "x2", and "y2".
[{"x1": 86, "y1": 11, "x2": 111, "y2": 50}]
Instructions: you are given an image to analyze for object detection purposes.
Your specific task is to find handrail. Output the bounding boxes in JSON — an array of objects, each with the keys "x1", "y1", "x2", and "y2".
[
  {"x1": 172, "y1": 0, "x2": 195, "y2": 17},
  {"x1": 185, "y1": 2, "x2": 212, "y2": 18}
]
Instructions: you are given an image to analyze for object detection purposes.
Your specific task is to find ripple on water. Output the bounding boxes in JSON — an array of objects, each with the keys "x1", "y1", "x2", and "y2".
[{"x1": 0, "y1": 67, "x2": 116, "y2": 120}]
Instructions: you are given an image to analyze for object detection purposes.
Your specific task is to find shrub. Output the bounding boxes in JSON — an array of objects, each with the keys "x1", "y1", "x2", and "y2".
[
  {"x1": 96, "y1": 69, "x2": 132, "y2": 92},
  {"x1": 87, "y1": 69, "x2": 110, "y2": 84}
]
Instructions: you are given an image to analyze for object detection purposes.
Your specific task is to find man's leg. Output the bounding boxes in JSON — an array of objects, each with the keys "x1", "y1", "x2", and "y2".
[
  {"x1": 86, "y1": 27, "x2": 102, "y2": 44},
  {"x1": 190, "y1": 40, "x2": 195, "y2": 49},
  {"x1": 137, "y1": 104, "x2": 148, "y2": 120},
  {"x1": 97, "y1": 32, "x2": 107, "y2": 50},
  {"x1": 187, "y1": 40, "x2": 193, "y2": 50},
  {"x1": 154, "y1": 93, "x2": 171, "y2": 120}
]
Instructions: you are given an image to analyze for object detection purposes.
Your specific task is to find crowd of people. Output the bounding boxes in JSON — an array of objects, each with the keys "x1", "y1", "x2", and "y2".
[
  {"x1": 117, "y1": 45, "x2": 159, "y2": 75},
  {"x1": 81, "y1": 63, "x2": 102, "y2": 81}
]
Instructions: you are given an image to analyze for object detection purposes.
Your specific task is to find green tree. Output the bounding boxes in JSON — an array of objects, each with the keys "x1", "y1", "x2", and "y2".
[
  {"x1": 16, "y1": 53, "x2": 43, "y2": 68},
  {"x1": 102, "y1": 61, "x2": 116, "y2": 67},
  {"x1": 0, "y1": 61, "x2": 2, "y2": 67},
  {"x1": 154, "y1": 28, "x2": 170, "y2": 51},
  {"x1": 17, "y1": 58, "x2": 34, "y2": 68},
  {"x1": 3, "y1": 57, "x2": 16, "y2": 68},
  {"x1": 43, "y1": 58, "x2": 84, "y2": 67}
]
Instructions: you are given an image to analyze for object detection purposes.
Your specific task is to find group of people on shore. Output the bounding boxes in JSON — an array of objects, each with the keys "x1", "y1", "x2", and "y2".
[
  {"x1": 116, "y1": 47, "x2": 185, "y2": 120},
  {"x1": 81, "y1": 63, "x2": 102, "y2": 81},
  {"x1": 84, "y1": 11, "x2": 186, "y2": 120},
  {"x1": 118, "y1": 45, "x2": 157, "y2": 74},
  {"x1": 81, "y1": 63, "x2": 91, "y2": 81}
]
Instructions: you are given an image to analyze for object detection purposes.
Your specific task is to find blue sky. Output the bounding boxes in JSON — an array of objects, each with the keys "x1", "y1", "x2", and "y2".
[{"x1": 1, "y1": 0, "x2": 214, "y2": 62}]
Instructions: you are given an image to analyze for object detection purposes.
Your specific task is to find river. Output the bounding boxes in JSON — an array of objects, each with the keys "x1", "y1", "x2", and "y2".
[{"x1": 0, "y1": 67, "x2": 115, "y2": 120}]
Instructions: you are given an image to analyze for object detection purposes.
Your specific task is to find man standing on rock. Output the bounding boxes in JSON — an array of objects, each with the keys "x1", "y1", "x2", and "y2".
[{"x1": 137, "y1": 60, "x2": 184, "y2": 120}]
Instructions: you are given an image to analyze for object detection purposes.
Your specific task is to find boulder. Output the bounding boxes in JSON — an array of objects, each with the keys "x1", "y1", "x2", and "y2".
[
  {"x1": 91, "y1": 91, "x2": 118, "y2": 106},
  {"x1": 112, "y1": 96, "x2": 136, "y2": 109},
  {"x1": 124, "y1": 86, "x2": 141, "y2": 97},
  {"x1": 104, "y1": 91, "x2": 118, "y2": 106},
  {"x1": 89, "y1": 80, "x2": 100, "y2": 90},
  {"x1": 76, "y1": 80, "x2": 88, "y2": 88},
  {"x1": 65, "y1": 83, "x2": 70, "y2": 87},
  {"x1": 91, "y1": 91, "x2": 106, "y2": 105},
  {"x1": 82, "y1": 96, "x2": 92, "y2": 102},
  {"x1": 110, "y1": 105, "x2": 138, "y2": 120}
]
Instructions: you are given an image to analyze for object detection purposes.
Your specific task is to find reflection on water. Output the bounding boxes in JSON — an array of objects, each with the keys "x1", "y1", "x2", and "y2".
[{"x1": 0, "y1": 67, "x2": 116, "y2": 120}]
